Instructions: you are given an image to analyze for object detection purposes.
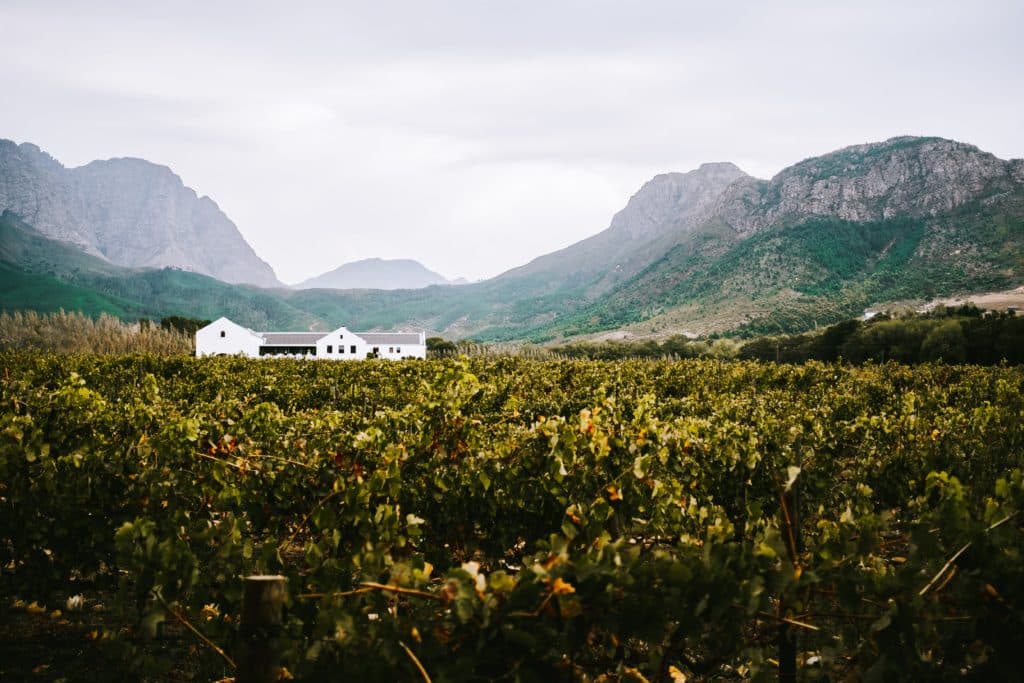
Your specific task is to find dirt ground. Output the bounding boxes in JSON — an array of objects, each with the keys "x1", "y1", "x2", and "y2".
[
  {"x1": 920, "y1": 285, "x2": 1024, "y2": 312},
  {"x1": 1, "y1": 592, "x2": 229, "y2": 682}
]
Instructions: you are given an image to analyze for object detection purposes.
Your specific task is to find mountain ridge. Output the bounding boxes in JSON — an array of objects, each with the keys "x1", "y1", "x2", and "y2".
[
  {"x1": 710, "y1": 136, "x2": 1021, "y2": 234},
  {"x1": 493, "y1": 161, "x2": 750, "y2": 299},
  {"x1": 0, "y1": 139, "x2": 281, "y2": 287}
]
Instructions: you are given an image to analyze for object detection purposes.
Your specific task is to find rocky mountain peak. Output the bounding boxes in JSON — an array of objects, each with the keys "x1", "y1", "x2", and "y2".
[
  {"x1": 6, "y1": 141, "x2": 58, "y2": 167},
  {"x1": 714, "y1": 136, "x2": 1021, "y2": 234},
  {"x1": 0, "y1": 139, "x2": 280, "y2": 287},
  {"x1": 608, "y1": 161, "x2": 749, "y2": 240}
]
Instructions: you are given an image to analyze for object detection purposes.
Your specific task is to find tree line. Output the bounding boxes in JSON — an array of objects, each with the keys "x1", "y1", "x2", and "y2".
[{"x1": 738, "y1": 305, "x2": 1024, "y2": 365}]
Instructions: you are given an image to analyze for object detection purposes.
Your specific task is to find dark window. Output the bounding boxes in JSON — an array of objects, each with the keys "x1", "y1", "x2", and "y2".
[
  {"x1": 327, "y1": 345, "x2": 333, "y2": 353},
  {"x1": 220, "y1": 330, "x2": 226, "y2": 338},
  {"x1": 373, "y1": 347, "x2": 379, "y2": 354},
  {"x1": 339, "y1": 346, "x2": 345, "y2": 354},
  {"x1": 350, "y1": 345, "x2": 356, "y2": 353},
  {"x1": 396, "y1": 347, "x2": 401, "y2": 354},
  {"x1": 339, "y1": 334, "x2": 344, "y2": 339},
  {"x1": 389, "y1": 347, "x2": 394, "y2": 353}
]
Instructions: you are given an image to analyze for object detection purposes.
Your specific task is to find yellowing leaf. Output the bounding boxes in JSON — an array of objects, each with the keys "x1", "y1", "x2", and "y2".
[
  {"x1": 785, "y1": 466, "x2": 801, "y2": 491},
  {"x1": 668, "y1": 665, "x2": 688, "y2": 682},
  {"x1": 622, "y1": 666, "x2": 651, "y2": 682},
  {"x1": 840, "y1": 506, "x2": 855, "y2": 524},
  {"x1": 551, "y1": 577, "x2": 576, "y2": 595}
]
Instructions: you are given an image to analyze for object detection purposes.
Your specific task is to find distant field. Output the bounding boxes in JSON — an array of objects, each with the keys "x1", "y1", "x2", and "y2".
[{"x1": 923, "y1": 285, "x2": 1024, "y2": 311}]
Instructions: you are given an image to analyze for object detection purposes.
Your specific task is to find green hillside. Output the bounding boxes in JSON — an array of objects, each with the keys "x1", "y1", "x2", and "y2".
[
  {"x1": 0, "y1": 211, "x2": 319, "y2": 330},
  {"x1": 440, "y1": 195, "x2": 1024, "y2": 342},
  {"x1": 0, "y1": 261, "x2": 137, "y2": 317}
]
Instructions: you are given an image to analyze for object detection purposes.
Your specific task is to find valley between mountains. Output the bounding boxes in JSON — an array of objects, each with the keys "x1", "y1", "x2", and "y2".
[{"x1": 2, "y1": 136, "x2": 1022, "y2": 341}]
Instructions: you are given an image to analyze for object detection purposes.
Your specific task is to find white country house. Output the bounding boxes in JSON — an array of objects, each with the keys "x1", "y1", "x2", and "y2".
[{"x1": 195, "y1": 317, "x2": 426, "y2": 360}]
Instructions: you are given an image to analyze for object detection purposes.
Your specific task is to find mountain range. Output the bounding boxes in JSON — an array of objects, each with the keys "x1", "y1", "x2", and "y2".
[{"x1": 1, "y1": 136, "x2": 1022, "y2": 341}]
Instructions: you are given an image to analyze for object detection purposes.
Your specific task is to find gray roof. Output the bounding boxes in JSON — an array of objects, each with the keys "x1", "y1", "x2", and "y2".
[
  {"x1": 261, "y1": 332, "x2": 323, "y2": 345},
  {"x1": 358, "y1": 332, "x2": 422, "y2": 345},
  {"x1": 254, "y1": 330, "x2": 422, "y2": 346}
]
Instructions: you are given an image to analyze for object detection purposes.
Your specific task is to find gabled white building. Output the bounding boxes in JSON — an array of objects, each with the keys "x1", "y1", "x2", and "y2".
[
  {"x1": 195, "y1": 317, "x2": 264, "y2": 357},
  {"x1": 195, "y1": 317, "x2": 426, "y2": 359}
]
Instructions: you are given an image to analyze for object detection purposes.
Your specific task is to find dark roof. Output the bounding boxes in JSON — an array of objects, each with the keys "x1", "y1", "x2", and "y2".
[
  {"x1": 261, "y1": 332, "x2": 323, "y2": 345},
  {"x1": 358, "y1": 332, "x2": 422, "y2": 345},
  {"x1": 254, "y1": 330, "x2": 422, "y2": 346}
]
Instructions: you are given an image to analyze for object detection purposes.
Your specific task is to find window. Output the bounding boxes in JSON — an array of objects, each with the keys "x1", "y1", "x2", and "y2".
[
  {"x1": 339, "y1": 346, "x2": 345, "y2": 354},
  {"x1": 373, "y1": 347, "x2": 379, "y2": 354},
  {"x1": 350, "y1": 345, "x2": 356, "y2": 354},
  {"x1": 389, "y1": 347, "x2": 394, "y2": 353},
  {"x1": 396, "y1": 347, "x2": 401, "y2": 354},
  {"x1": 339, "y1": 334, "x2": 344, "y2": 339},
  {"x1": 327, "y1": 345, "x2": 333, "y2": 353},
  {"x1": 220, "y1": 330, "x2": 226, "y2": 338}
]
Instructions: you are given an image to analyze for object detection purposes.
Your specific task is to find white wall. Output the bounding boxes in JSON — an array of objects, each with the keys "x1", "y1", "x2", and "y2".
[
  {"x1": 195, "y1": 317, "x2": 263, "y2": 357},
  {"x1": 315, "y1": 327, "x2": 370, "y2": 361},
  {"x1": 317, "y1": 329, "x2": 426, "y2": 360},
  {"x1": 370, "y1": 341, "x2": 426, "y2": 360}
]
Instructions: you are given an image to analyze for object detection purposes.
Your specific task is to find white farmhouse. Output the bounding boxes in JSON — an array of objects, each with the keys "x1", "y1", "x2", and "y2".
[{"x1": 195, "y1": 317, "x2": 426, "y2": 360}]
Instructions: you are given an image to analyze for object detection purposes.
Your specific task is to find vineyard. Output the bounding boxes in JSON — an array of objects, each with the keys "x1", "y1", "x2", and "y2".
[{"x1": 2, "y1": 353, "x2": 1024, "y2": 681}]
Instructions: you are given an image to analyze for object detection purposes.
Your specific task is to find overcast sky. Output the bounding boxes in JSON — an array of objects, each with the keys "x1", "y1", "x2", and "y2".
[{"x1": 2, "y1": 1, "x2": 1021, "y2": 283}]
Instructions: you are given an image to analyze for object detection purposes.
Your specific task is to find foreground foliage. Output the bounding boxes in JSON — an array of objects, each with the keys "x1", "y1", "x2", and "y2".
[{"x1": 2, "y1": 354, "x2": 1023, "y2": 680}]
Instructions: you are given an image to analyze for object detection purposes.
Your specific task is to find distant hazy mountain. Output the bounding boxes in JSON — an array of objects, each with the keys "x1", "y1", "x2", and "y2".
[
  {"x1": 0, "y1": 139, "x2": 280, "y2": 287},
  {"x1": 295, "y1": 258, "x2": 455, "y2": 290}
]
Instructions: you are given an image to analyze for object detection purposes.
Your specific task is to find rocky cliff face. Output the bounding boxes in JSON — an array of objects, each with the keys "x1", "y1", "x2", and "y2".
[
  {"x1": 713, "y1": 137, "x2": 1022, "y2": 234},
  {"x1": 605, "y1": 162, "x2": 749, "y2": 240},
  {"x1": 0, "y1": 140, "x2": 280, "y2": 287}
]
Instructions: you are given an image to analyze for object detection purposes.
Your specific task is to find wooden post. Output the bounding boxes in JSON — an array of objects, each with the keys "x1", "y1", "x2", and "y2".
[
  {"x1": 779, "y1": 449, "x2": 803, "y2": 682},
  {"x1": 238, "y1": 575, "x2": 287, "y2": 683},
  {"x1": 779, "y1": 487, "x2": 799, "y2": 683}
]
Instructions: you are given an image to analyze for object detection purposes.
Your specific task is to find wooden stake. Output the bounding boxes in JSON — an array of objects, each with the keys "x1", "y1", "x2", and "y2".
[{"x1": 237, "y1": 575, "x2": 287, "y2": 683}]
